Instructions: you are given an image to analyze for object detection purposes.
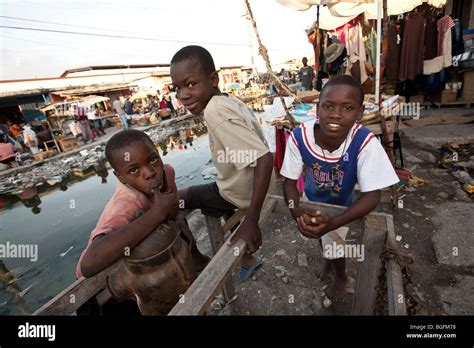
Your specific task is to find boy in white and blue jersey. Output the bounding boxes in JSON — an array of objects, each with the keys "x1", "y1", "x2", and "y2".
[{"x1": 281, "y1": 75, "x2": 399, "y2": 301}]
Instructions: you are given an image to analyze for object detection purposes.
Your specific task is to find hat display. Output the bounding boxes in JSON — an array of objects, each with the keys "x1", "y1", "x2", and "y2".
[{"x1": 324, "y1": 43, "x2": 345, "y2": 63}]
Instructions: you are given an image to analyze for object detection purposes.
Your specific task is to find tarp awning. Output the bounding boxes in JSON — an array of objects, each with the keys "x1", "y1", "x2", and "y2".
[{"x1": 277, "y1": 0, "x2": 447, "y2": 30}]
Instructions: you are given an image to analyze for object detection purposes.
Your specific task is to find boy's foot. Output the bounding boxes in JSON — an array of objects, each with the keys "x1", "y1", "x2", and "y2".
[
  {"x1": 239, "y1": 256, "x2": 263, "y2": 282},
  {"x1": 324, "y1": 275, "x2": 348, "y2": 302},
  {"x1": 318, "y1": 260, "x2": 332, "y2": 281}
]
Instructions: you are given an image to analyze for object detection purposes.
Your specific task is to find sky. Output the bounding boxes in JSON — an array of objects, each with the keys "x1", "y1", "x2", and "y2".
[{"x1": 0, "y1": 0, "x2": 318, "y2": 80}]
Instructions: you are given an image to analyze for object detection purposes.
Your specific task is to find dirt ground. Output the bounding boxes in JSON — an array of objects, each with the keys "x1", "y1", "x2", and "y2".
[{"x1": 188, "y1": 106, "x2": 474, "y2": 316}]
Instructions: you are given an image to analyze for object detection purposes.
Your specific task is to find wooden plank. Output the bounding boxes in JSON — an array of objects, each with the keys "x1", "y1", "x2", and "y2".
[
  {"x1": 33, "y1": 267, "x2": 111, "y2": 315},
  {"x1": 222, "y1": 209, "x2": 247, "y2": 234},
  {"x1": 385, "y1": 214, "x2": 407, "y2": 316},
  {"x1": 169, "y1": 198, "x2": 276, "y2": 316},
  {"x1": 205, "y1": 215, "x2": 236, "y2": 302},
  {"x1": 351, "y1": 214, "x2": 388, "y2": 315},
  {"x1": 34, "y1": 209, "x2": 204, "y2": 315},
  {"x1": 270, "y1": 193, "x2": 346, "y2": 217}
]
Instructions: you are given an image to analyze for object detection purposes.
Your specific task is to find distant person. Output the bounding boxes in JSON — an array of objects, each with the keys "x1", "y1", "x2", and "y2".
[
  {"x1": 299, "y1": 57, "x2": 315, "y2": 91},
  {"x1": 164, "y1": 93, "x2": 176, "y2": 117},
  {"x1": 7, "y1": 121, "x2": 23, "y2": 145},
  {"x1": 75, "y1": 105, "x2": 93, "y2": 143},
  {"x1": 171, "y1": 45, "x2": 273, "y2": 282},
  {"x1": 124, "y1": 96, "x2": 134, "y2": 116},
  {"x1": 87, "y1": 108, "x2": 106, "y2": 137},
  {"x1": 113, "y1": 97, "x2": 128, "y2": 130},
  {"x1": 35, "y1": 125, "x2": 53, "y2": 150}
]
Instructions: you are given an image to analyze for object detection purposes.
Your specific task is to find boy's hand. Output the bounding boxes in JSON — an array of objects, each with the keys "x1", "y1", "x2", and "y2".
[
  {"x1": 152, "y1": 188, "x2": 178, "y2": 219},
  {"x1": 296, "y1": 211, "x2": 333, "y2": 239},
  {"x1": 228, "y1": 217, "x2": 262, "y2": 254},
  {"x1": 290, "y1": 207, "x2": 317, "y2": 220}
]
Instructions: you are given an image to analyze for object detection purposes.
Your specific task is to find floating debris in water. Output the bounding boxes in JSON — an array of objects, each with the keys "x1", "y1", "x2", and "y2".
[{"x1": 60, "y1": 246, "x2": 74, "y2": 257}]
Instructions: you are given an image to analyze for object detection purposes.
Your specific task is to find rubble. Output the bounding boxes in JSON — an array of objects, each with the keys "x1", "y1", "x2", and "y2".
[
  {"x1": 297, "y1": 252, "x2": 308, "y2": 267},
  {"x1": 0, "y1": 144, "x2": 107, "y2": 195},
  {"x1": 0, "y1": 119, "x2": 201, "y2": 196},
  {"x1": 452, "y1": 170, "x2": 473, "y2": 184}
]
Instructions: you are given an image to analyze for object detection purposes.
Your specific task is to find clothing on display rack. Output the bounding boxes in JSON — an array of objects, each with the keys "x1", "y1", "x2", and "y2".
[
  {"x1": 399, "y1": 12, "x2": 426, "y2": 80},
  {"x1": 386, "y1": 22, "x2": 401, "y2": 80},
  {"x1": 451, "y1": 19, "x2": 465, "y2": 57},
  {"x1": 424, "y1": 18, "x2": 438, "y2": 60}
]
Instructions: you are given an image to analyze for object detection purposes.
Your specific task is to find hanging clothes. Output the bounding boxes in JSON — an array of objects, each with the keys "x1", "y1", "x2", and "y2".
[
  {"x1": 274, "y1": 127, "x2": 305, "y2": 193},
  {"x1": 385, "y1": 22, "x2": 401, "y2": 80},
  {"x1": 346, "y1": 20, "x2": 366, "y2": 63},
  {"x1": 424, "y1": 18, "x2": 438, "y2": 60},
  {"x1": 399, "y1": 13, "x2": 425, "y2": 81},
  {"x1": 424, "y1": 15, "x2": 455, "y2": 75},
  {"x1": 368, "y1": 27, "x2": 377, "y2": 65},
  {"x1": 451, "y1": 19, "x2": 465, "y2": 56},
  {"x1": 437, "y1": 15, "x2": 455, "y2": 56}
]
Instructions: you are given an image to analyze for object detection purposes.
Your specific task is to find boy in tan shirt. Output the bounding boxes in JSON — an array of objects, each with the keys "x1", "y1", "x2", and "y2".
[{"x1": 170, "y1": 45, "x2": 274, "y2": 281}]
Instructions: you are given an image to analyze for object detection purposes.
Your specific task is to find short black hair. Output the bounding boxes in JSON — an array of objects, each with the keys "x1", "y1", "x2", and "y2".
[
  {"x1": 320, "y1": 75, "x2": 364, "y2": 105},
  {"x1": 105, "y1": 129, "x2": 155, "y2": 170},
  {"x1": 170, "y1": 45, "x2": 216, "y2": 75}
]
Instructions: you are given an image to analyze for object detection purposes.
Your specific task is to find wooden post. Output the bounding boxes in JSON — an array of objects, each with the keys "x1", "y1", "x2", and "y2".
[
  {"x1": 244, "y1": 0, "x2": 296, "y2": 128},
  {"x1": 205, "y1": 215, "x2": 236, "y2": 303},
  {"x1": 385, "y1": 215, "x2": 407, "y2": 315},
  {"x1": 314, "y1": 6, "x2": 320, "y2": 76},
  {"x1": 351, "y1": 214, "x2": 387, "y2": 315}
]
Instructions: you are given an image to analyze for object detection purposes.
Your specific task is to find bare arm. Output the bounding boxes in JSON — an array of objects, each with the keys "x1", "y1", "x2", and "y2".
[
  {"x1": 283, "y1": 178, "x2": 302, "y2": 218},
  {"x1": 246, "y1": 152, "x2": 273, "y2": 221},
  {"x1": 229, "y1": 152, "x2": 273, "y2": 253},
  {"x1": 80, "y1": 190, "x2": 178, "y2": 277}
]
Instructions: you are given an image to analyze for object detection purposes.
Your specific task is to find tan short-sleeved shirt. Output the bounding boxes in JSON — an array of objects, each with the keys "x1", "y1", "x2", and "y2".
[{"x1": 204, "y1": 95, "x2": 270, "y2": 208}]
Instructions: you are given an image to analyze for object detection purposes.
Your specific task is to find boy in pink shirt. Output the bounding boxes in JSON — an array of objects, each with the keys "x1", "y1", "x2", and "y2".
[{"x1": 77, "y1": 129, "x2": 208, "y2": 279}]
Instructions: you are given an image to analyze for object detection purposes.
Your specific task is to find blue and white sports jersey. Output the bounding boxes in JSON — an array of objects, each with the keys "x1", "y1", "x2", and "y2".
[{"x1": 280, "y1": 120, "x2": 399, "y2": 207}]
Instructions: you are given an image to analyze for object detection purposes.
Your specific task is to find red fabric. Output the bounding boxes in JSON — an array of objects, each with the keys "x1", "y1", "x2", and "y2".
[
  {"x1": 274, "y1": 128, "x2": 287, "y2": 171},
  {"x1": 437, "y1": 15, "x2": 455, "y2": 56}
]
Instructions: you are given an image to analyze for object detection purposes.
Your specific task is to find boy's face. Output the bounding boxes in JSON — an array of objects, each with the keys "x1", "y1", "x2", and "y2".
[
  {"x1": 113, "y1": 141, "x2": 165, "y2": 196},
  {"x1": 317, "y1": 85, "x2": 364, "y2": 143},
  {"x1": 170, "y1": 59, "x2": 219, "y2": 114}
]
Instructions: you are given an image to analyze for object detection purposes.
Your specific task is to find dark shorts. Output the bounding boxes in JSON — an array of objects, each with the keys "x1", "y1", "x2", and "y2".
[{"x1": 186, "y1": 182, "x2": 237, "y2": 218}]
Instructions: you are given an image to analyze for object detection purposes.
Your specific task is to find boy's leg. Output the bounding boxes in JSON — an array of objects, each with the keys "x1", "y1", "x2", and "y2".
[
  {"x1": 325, "y1": 258, "x2": 348, "y2": 301},
  {"x1": 321, "y1": 228, "x2": 349, "y2": 301},
  {"x1": 178, "y1": 213, "x2": 210, "y2": 272},
  {"x1": 183, "y1": 183, "x2": 261, "y2": 277}
]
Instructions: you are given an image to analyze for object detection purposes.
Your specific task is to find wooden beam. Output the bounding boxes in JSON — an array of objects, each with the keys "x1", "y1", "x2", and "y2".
[
  {"x1": 351, "y1": 214, "x2": 387, "y2": 315},
  {"x1": 222, "y1": 209, "x2": 247, "y2": 234},
  {"x1": 385, "y1": 214, "x2": 407, "y2": 316},
  {"x1": 271, "y1": 193, "x2": 346, "y2": 217},
  {"x1": 169, "y1": 198, "x2": 276, "y2": 316},
  {"x1": 33, "y1": 267, "x2": 111, "y2": 315},
  {"x1": 205, "y1": 215, "x2": 236, "y2": 302}
]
